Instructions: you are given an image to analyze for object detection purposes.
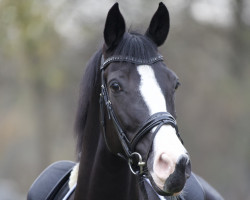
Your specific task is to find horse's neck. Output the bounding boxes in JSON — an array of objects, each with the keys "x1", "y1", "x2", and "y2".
[{"x1": 74, "y1": 133, "x2": 139, "y2": 200}]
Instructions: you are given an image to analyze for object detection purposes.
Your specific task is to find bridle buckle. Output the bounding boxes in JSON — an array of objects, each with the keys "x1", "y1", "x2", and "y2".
[{"x1": 128, "y1": 152, "x2": 145, "y2": 175}]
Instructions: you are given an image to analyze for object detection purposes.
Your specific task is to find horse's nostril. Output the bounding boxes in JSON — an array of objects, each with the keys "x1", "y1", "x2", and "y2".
[
  {"x1": 163, "y1": 154, "x2": 192, "y2": 194},
  {"x1": 159, "y1": 153, "x2": 170, "y2": 168},
  {"x1": 153, "y1": 153, "x2": 174, "y2": 182},
  {"x1": 176, "y1": 154, "x2": 191, "y2": 176}
]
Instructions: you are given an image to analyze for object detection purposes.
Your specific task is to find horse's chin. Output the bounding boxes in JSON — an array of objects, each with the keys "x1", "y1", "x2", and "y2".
[{"x1": 147, "y1": 172, "x2": 184, "y2": 196}]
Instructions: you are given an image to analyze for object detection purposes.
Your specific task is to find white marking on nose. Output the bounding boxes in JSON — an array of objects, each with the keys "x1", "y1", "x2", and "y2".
[
  {"x1": 137, "y1": 65, "x2": 167, "y2": 115},
  {"x1": 137, "y1": 65, "x2": 188, "y2": 190}
]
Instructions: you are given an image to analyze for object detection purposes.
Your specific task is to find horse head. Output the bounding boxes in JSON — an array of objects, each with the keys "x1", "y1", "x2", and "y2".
[{"x1": 100, "y1": 2, "x2": 191, "y2": 196}]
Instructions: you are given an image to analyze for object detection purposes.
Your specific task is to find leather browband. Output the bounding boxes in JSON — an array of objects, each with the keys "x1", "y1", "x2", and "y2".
[{"x1": 100, "y1": 55, "x2": 164, "y2": 70}]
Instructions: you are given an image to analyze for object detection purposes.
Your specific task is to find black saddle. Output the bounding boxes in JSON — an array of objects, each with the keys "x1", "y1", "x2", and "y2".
[
  {"x1": 27, "y1": 161, "x2": 76, "y2": 200},
  {"x1": 28, "y1": 161, "x2": 223, "y2": 200}
]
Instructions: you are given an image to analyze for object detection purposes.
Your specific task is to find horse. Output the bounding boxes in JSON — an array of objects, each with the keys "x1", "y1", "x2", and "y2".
[{"x1": 28, "y1": 2, "x2": 224, "y2": 200}]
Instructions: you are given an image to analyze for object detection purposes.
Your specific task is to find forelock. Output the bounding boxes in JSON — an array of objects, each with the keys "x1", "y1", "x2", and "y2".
[{"x1": 112, "y1": 32, "x2": 158, "y2": 59}]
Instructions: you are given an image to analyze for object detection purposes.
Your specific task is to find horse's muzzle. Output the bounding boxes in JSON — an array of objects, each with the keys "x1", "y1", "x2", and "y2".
[{"x1": 164, "y1": 154, "x2": 191, "y2": 194}]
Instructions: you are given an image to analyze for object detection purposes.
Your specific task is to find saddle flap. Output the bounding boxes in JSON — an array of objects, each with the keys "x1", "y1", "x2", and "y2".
[{"x1": 27, "y1": 161, "x2": 76, "y2": 200}]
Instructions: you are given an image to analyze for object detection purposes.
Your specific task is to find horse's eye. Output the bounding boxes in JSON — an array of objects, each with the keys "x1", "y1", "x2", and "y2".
[
  {"x1": 175, "y1": 81, "x2": 181, "y2": 90},
  {"x1": 110, "y1": 82, "x2": 122, "y2": 93}
]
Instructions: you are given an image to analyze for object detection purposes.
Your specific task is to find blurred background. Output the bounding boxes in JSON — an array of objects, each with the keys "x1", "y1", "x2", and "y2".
[{"x1": 0, "y1": 0, "x2": 249, "y2": 199}]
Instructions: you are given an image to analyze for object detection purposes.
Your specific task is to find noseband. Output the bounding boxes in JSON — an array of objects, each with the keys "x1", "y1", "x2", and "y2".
[{"x1": 99, "y1": 54, "x2": 183, "y2": 175}]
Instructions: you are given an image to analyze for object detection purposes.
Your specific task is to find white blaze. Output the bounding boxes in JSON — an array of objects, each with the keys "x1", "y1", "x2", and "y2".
[
  {"x1": 137, "y1": 65, "x2": 167, "y2": 114},
  {"x1": 137, "y1": 65, "x2": 187, "y2": 190}
]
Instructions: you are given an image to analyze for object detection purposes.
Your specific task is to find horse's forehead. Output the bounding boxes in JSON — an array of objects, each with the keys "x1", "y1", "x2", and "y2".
[
  {"x1": 106, "y1": 63, "x2": 142, "y2": 85},
  {"x1": 106, "y1": 63, "x2": 134, "y2": 75},
  {"x1": 137, "y1": 65, "x2": 168, "y2": 114}
]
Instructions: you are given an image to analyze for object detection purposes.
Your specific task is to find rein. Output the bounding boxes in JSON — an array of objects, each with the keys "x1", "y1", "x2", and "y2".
[{"x1": 99, "y1": 54, "x2": 183, "y2": 175}]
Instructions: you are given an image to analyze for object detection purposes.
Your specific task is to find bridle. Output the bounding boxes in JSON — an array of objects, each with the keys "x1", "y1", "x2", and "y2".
[{"x1": 99, "y1": 54, "x2": 183, "y2": 175}]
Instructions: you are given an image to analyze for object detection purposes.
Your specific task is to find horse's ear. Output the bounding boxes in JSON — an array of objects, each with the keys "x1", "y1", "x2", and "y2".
[
  {"x1": 104, "y1": 3, "x2": 125, "y2": 50},
  {"x1": 145, "y1": 2, "x2": 170, "y2": 46}
]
